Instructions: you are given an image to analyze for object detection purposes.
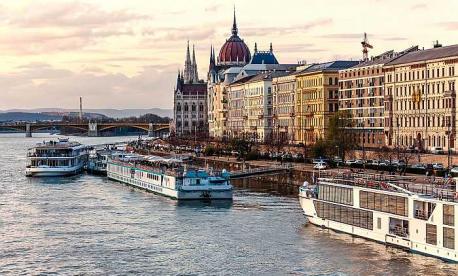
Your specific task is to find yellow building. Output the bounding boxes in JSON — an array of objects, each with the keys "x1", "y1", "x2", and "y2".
[
  {"x1": 295, "y1": 61, "x2": 358, "y2": 145},
  {"x1": 384, "y1": 44, "x2": 458, "y2": 151}
]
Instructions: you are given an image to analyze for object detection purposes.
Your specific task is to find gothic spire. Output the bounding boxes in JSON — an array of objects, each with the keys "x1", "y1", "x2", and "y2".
[
  {"x1": 254, "y1": 42, "x2": 258, "y2": 53},
  {"x1": 192, "y1": 44, "x2": 198, "y2": 83},
  {"x1": 270, "y1": 42, "x2": 273, "y2": 53},
  {"x1": 184, "y1": 41, "x2": 192, "y2": 83},
  {"x1": 231, "y1": 6, "x2": 238, "y2": 36}
]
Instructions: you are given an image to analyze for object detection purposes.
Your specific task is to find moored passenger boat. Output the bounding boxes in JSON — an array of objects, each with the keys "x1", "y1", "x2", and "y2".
[
  {"x1": 107, "y1": 155, "x2": 233, "y2": 200},
  {"x1": 26, "y1": 138, "x2": 88, "y2": 177},
  {"x1": 299, "y1": 173, "x2": 458, "y2": 262}
]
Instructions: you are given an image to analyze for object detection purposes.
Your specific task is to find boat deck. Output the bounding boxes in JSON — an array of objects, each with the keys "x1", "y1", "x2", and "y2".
[{"x1": 317, "y1": 172, "x2": 458, "y2": 202}]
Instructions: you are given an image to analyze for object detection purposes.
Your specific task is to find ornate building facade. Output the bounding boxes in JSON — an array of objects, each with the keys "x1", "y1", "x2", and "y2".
[
  {"x1": 295, "y1": 61, "x2": 358, "y2": 145},
  {"x1": 207, "y1": 10, "x2": 251, "y2": 139},
  {"x1": 173, "y1": 42, "x2": 208, "y2": 137},
  {"x1": 338, "y1": 47, "x2": 418, "y2": 149},
  {"x1": 383, "y1": 44, "x2": 458, "y2": 151},
  {"x1": 272, "y1": 72, "x2": 296, "y2": 143}
]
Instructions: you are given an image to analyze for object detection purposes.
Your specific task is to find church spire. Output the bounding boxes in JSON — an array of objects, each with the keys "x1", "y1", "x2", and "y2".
[
  {"x1": 192, "y1": 44, "x2": 198, "y2": 83},
  {"x1": 184, "y1": 40, "x2": 193, "y2": 83},
  {"x1": 231, "y1": 6, "x2": 238, "y2": 36}
]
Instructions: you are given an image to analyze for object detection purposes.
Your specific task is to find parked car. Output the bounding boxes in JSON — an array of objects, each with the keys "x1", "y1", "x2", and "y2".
[
  {"x1": 355, "y1": 159, "x2": 364, "y2": 165},
  {"x1": 411, "y1": 163, "x2": 426, "y2": 170},
  {"x1": 450, "y1": 166, "x2": 458, "y2": 175},
  {"x1": 431, "y1": 147, "x2": 445, "y2": 154},
  {"x1": 332, "y1": 156, "x2": 343, "y2": 165},
  {"x1": 345, "y1": 159, "x2": 356, "y2": 165},
  {"x1": 313, "y1": 162, "x2": 328, "y2": 170},
  {"x1": 313, "y1": 157, "x2": 329, "y2": 164},
  {"x1": 432, "y1": 163, "x2": 445, "y2": 170}
]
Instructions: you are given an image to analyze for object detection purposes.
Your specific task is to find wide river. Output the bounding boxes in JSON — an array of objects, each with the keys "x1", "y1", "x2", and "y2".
[{"x1": 0, "y1": 134, "x2": 456, "y2": 275}]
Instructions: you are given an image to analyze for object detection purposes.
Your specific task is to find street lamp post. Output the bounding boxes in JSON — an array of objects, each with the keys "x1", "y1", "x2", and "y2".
[{"x1": 447, "y1": 122, "x2": 451, "y2": 170}]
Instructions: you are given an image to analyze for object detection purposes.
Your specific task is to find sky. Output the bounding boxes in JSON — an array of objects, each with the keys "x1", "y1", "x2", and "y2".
[{"x1": 1, "y1": 0, "x2": 458, "y2": 110}]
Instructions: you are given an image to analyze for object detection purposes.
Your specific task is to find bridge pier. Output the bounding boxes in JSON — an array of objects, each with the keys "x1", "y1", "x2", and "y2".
[
  {"x1": 25, "y1": 123, "x2": 32, "y2": 137},
  {"x1": 148, "y1": 123, "x2": 155, "y2": 137},
  {"x1": 88, "y1": 122, "x2": 98, "y2": 137}
]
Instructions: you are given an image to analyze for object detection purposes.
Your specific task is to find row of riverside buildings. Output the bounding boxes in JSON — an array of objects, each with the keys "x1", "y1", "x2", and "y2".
[{"x1": 173, "y1": 11, "x2": 458, "y2": 152}]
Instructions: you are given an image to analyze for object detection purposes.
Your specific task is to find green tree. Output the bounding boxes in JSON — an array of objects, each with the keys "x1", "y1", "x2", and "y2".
[{"x1": 325, "y1": 110, "x2": 357, "y2": 161}]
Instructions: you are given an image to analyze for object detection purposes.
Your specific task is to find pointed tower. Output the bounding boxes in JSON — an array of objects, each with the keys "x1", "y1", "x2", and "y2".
[
  {"x1": 232, "y1": 6, "x2": 238, "y2": 36},
  {"x1": 192, "y1": 44, "x2": 199, "y2": 83},
  {"x1": 183, "y1": 41, "x2": 192, "y2": 83}
]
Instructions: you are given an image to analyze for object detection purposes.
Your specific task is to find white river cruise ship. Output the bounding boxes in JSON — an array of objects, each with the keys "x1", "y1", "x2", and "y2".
[
  {"x1": 300, "y1": 173, "x2": 458, "y2": 262},
  {"x1": 26, "y1": 138, "x2": 88, "y2": 177},
  {"x1": 107, "y1": 155, "x2": 233, "y2": 200}
]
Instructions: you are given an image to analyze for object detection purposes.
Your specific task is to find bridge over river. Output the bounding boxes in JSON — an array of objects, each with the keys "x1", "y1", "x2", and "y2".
[{"x1": 0, "y1": 122, "x2": 170, "y2": 137}]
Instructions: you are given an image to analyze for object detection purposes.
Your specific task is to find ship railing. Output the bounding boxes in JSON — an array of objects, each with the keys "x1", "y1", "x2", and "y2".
[
  {"x1": 319, "y1": 175, "x2": 458, "y2": 202},
  {"x1": 27, "y1": 153, "x2": 78, "y2": 158}
]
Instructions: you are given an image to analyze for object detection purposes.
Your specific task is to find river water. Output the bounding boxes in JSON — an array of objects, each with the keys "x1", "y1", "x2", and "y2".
[{"x1": 0, "y1": 134, "x2": 456, "y2": 275}]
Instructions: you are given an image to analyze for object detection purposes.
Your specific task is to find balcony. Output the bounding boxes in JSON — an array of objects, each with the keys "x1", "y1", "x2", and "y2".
[{"x1": 444, "y1": 90, "x2": 456, "y2": 98}]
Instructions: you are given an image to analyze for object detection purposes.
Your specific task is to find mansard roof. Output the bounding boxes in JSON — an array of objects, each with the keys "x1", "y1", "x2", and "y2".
[
  {"x1": 249, "y1": 51, "x2": 279, "y2": 64},
  {"x1": 297, "y1": 60, "x2": 359, "y2": 74},
  {"x1": 385, "y1": 44, "x2": 458, "y2": 66}
]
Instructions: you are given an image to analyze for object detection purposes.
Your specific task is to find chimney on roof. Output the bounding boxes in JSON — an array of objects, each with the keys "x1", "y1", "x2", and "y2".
[{"x1": 433, "y1": 40, "x2": 442, "y2": 48}]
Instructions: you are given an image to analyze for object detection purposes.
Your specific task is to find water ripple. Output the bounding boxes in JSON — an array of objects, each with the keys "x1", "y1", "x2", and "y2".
[{"x1": 0, "y1": 134, "x2": 456, "y2": 275}]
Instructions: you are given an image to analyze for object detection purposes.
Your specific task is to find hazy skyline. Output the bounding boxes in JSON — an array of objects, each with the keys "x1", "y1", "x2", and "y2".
[{"x1": 1, "y1": 0, "x2": 458, "y2": 110}]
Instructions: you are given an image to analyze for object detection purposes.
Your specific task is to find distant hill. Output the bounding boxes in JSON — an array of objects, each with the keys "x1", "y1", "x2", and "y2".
[
  {"x1": 0, "y1": 112, "x2": 62, "y2": 122},
  {"x1": 1, "y1": 108, "x2": 173, "y2": 118}
]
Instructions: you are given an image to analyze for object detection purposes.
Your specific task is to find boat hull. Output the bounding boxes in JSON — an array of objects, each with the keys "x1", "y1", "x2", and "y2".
[
  {"x1": 107, "y1": 171, "x2": 232, "y2": 200},
  {"x1": 299, "y1": 194, "x2": 458, "y2": 263},
  {"x1": 26, "y1": 165, "x2": 84, "y2": 177}
]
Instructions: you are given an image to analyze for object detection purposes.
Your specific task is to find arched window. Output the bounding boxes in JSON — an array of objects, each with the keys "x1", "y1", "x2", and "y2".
[
  {"x1": 199, "y1": 103, "x2": 204, "y2": 112},
  {"x1": 176, "y1": 103, "x2": 181, "y2": 112},
  {"x1": 329, "y1": 78, "x2": 333, "y2": 85},
  {"x1": 184, "y1": 103, "x2": 189, "y2": 112},
  {"x1": 191, "y1": 103, "x2": 196, "y2": 112}
]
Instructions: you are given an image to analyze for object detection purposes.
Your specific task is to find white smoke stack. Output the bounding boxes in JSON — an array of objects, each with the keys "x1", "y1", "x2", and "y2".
[{"x1": 79, "y1": 97, "x2": 83, "y2": 121}]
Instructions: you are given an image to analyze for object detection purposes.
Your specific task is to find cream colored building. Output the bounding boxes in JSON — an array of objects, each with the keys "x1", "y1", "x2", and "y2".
[
  {"x1": 272, "y1": 73, "x2": 296, "y2": 143},
  {"x1": 227, "y1": 76, "x2": 251, "y2": 138},
  {"x1": 384, "y1": 44, "x2": 458, "y2": 151}
]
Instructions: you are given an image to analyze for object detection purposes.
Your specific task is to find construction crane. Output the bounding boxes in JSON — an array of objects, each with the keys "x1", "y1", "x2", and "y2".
[{"x1": 361, "y1": 33, "x2": 373, "y2": 61}]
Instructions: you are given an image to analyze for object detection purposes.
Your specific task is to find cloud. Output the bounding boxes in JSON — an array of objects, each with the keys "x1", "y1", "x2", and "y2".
[
  {"x1": 0, "y1": 63, "x2": 177, "y2": 109},
  {"x1": 0, "y1": 1, "x2": 146, "y2": 55},
  {"x1": 205, "y1": 3, "x2": 222, "y2": 12},
  {"x1": 274, "y1": 43, "x2": 327, "y2": 53},
  {"x1": 142, "y1": 25, "x2": 216, "y2": 41},
  {"x1": 438, "y1": 21, "x2": 458, "y2": 30},
  {"x1": 319, "y1": 33, "x2": 361, "y2": 39},
  {"x1": 7, "y1": 1, "x2": 150, "y2": 28},
  {"x1": 243, "y1": 18, "x2": 333, "y2": 36},
  {"x1": 411, "y1": 3, "x2": 427, "y2": 10}
]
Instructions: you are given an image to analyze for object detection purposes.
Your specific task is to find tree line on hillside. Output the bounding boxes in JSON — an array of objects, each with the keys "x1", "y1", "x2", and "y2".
[{"x1": 62, "y1": 113, "x2": 170, "y2": 124}]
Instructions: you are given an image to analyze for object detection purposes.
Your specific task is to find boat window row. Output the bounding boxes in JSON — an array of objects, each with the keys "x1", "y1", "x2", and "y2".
[
  {"x1": 147, "y1": 173, "x2": 160, "y2": 181},
  {"x1": 443, "y1": 204, "x2": 455, "y2": 227},
  {"x1": 29, "y1": 159, "x2": 73, "y2": 167},
  {"x1": 359, "y1": 191, "x2": 408, "y2": 217},
  {"x1": 314, "y1": 201, "x2": 373, "y2": 230},
  {"x1": 318, "y1": 184, "x2": 353, "y2": 206}
]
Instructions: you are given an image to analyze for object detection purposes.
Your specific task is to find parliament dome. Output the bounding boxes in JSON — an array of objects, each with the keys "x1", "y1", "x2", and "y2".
[{"x1": 217, "y1": 10, "x2": 251, "y2": 66}]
